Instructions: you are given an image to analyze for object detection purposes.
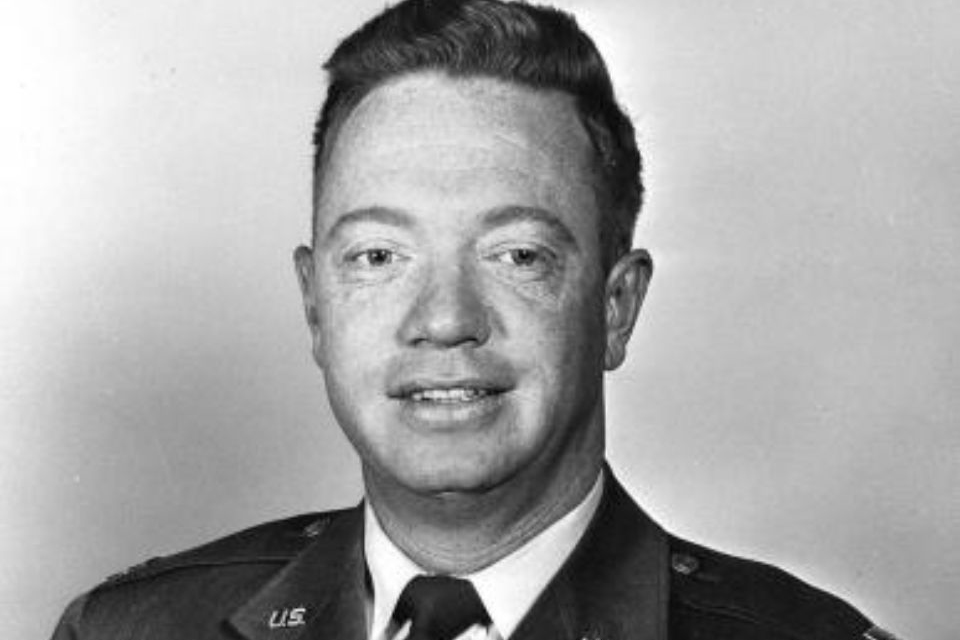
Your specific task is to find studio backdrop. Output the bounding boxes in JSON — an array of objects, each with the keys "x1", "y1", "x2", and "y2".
[{"x1": 1, "y1": 1, "x2": 958, "y2": 639}]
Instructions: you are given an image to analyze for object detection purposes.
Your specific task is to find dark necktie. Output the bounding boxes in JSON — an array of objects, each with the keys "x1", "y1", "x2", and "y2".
[{"x1": 392, "y1": 575, "x2": 491, "y2": 640}]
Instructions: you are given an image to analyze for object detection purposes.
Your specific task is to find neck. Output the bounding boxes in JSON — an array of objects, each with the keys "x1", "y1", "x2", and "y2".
[{"x1": 363, "y1": 413, "x2": 605, "y2": 575}]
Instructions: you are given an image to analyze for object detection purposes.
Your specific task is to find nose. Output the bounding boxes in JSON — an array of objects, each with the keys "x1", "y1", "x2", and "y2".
[{"x1": 398, "y1": 263, "x2": 491, "y2": 348}]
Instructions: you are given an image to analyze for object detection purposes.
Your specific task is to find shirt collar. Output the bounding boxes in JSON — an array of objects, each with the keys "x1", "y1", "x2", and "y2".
[
  {"x1": 364, "y1": 471, "x2": 605, "y2": 640},
  {"x1": 364, "y1": 505, "x2": 423, "y2": 640}
]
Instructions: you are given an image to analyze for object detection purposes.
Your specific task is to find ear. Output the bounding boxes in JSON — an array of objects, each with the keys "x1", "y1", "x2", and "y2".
[
  {"x1": 293, "y1": 245, "x2": 325, "y2": 369},
  {"x1": 603, "y1": 249, "x2": 653, "y2": 371}
]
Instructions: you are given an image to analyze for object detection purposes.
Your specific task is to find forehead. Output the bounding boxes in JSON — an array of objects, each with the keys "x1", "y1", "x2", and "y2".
[{"x1": 315, "y1": 72, "x2": 597, "y2": 227}]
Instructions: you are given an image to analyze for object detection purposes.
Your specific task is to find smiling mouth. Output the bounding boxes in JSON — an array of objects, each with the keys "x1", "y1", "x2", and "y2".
[
  {"x1": 390, "y1": 380, "x2": 511, "y2": 427},
  {"x1": 409, "y1": 387, "x2": 495, "y2": 403}
]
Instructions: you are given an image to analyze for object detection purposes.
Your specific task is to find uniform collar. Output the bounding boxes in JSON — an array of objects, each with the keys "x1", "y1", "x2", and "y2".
[
  {"x1": 365, "y1": 471, "x2": 605, "y2": 640},
  {"x1": 225, "y1": 465, "x2": 668, "y2": 640},
  {"x1": 226, "y1": 507, "x2": 368, "y2": 640},
  {"x1": 510, "y1": 468, "x2": 670, "y2": 640}
]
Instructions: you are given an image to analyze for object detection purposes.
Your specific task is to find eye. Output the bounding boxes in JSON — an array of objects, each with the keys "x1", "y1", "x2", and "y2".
[
  {"x1": 495, "y1": 247, "x2": 549, "y2": 268},
  {"x1": 359, "y1": 248, "x2": 394, "y2": 267},
  {"x1": 486, "y1": 244, "x2": 561, "y2": 284},
  {"x1": 347, "y1": 247, "x2": 399, "y2": 268},
  {"x1": 338, "y1": 239, "x2": 411, "y2": 283}
]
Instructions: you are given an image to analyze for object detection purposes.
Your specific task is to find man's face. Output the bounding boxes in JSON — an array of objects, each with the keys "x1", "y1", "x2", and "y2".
[{"x1": 297, "y1": 73, "x2": 626, "y2": 497}]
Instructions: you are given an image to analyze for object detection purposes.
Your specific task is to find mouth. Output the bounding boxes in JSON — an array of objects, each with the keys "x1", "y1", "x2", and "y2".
[
  {"x1": 391, "y1": 382, "x2": 509, "y2": 428},
  {"x1": 388, "y1": 379, "x2": 512, "y2": 417},
  {"x1": 409, "y1": 387, "x2": 496, "y2": 403}
]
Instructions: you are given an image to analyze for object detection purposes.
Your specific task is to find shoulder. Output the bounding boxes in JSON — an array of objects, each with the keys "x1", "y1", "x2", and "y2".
[
  {"x1": 98, "y1": 509, "x2": 346, "y2": 588},
  {"x1": 51, "y1": 507, "x2": 356, "y2": 639},
  {"x1": 666, "y1": 535, "x2": 894, "y2": 640}
]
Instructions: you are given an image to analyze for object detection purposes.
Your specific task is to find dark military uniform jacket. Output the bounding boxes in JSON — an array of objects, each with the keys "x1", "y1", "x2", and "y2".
[{"x1": 51, "y1": 470, "x2": 896, "y2": 640}]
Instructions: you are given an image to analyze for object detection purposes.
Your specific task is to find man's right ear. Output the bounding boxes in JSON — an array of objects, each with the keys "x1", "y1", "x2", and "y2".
[{"x1": 293, "y1": 245, "x2": 324, "y2": 368}]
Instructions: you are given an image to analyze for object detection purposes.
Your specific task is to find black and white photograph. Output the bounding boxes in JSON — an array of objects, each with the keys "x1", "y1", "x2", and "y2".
[{"x1": 2, "y1": 1, "x2": 957, "y2": 638}]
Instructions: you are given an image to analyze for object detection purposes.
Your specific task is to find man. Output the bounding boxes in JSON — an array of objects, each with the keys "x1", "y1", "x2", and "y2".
[{"x1": 51, "y1": 1, "x2": 898, "y2": 638}]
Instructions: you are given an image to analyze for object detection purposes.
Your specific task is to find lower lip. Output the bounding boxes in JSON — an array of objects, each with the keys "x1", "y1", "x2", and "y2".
[{"x1": 396, "y1": 392, "x2": 507, "y2": 430}]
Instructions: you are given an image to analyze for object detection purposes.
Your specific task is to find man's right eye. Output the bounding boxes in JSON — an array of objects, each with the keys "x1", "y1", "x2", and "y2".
[
  {"x1": 343, "y1": 246, "x2": 403, "y2": 269},
  {"x1": 356, "y1": 248, "x2": 394, "y2": 267}
]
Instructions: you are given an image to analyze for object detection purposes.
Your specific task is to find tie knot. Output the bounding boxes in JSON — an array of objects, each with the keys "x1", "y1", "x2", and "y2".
[{"x1": 393, "y1": 575, "x2": 490, "y2": 640}]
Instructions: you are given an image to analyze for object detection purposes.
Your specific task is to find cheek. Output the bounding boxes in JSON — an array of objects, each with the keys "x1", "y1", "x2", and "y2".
[
  {"x1": 507, "y1": 295, "x2": 607, "y2": 402},
  {"x1": 320, "y1": 322, "x2": 383, "y2": 374},
  {"x1": 316, "y1": 284, "x2": 402, "y2": 353},
  {"x1": 520, "y1": 278, "x2": 606, "y2": 356}
]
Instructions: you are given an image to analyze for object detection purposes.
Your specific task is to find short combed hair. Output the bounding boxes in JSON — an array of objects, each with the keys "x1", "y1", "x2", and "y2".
[{"x1": 312, "y1": 0, "x2": 643, "y2": 268}]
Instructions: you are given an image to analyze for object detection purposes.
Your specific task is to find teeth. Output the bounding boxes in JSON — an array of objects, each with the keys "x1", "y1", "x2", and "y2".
[{"x1": 410, "y1": 388, "x2": 490, "y2": 403}]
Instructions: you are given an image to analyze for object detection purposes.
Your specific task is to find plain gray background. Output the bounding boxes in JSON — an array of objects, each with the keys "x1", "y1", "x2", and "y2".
[{"x1": 2, "y1": 1, "x2": 958, "y2": 638}]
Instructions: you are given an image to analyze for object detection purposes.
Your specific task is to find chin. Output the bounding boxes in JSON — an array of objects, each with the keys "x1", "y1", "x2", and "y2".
[{"x1": 387, "y1": 449, "x2": 520, "y2": 497}]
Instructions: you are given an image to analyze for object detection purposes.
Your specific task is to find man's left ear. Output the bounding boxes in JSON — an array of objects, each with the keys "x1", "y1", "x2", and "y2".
[{"x1": 603, "y1": 248, "x2": 653, "y2": 371}]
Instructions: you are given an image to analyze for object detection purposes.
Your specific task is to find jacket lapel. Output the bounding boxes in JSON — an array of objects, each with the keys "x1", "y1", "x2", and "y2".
[
  {"x1": 224, "y1": 469, "x2": 667, "y2": 640},
  {"x1": 510, "y1": 470, "x2": 670, "y2": 640},
  {"x1": 226, "y1": 507, "x2": 367, "y2": 640}
]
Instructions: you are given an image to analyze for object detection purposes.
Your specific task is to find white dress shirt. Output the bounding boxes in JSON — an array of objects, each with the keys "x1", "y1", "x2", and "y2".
[{"x1": 364, "y1": 472, "x2": 604, "y2": 640}]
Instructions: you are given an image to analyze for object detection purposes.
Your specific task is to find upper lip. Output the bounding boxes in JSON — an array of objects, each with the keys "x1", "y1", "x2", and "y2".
[{"x1": 387, "y1": 377, "x2": 513, "y2": 399}]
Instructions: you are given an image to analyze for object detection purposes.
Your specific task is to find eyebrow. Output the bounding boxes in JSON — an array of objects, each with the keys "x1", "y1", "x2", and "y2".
[
  {"x1": 481, "y1": 206, "x2": 579, "y2": 250},
  {"x1": 322, "y1": 207, "x2": 415, "y2": 243}
]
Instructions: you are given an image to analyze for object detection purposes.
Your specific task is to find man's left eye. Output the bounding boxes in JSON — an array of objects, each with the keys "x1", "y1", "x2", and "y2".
[{"x1": 496, "y1": 247, "x2": 548, "y2": 267}]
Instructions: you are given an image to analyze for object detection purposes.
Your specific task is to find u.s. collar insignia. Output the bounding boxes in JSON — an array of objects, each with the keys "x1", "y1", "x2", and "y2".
[{"x1": 268, "y1": 606, "x2": 307, "y2": 629}]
